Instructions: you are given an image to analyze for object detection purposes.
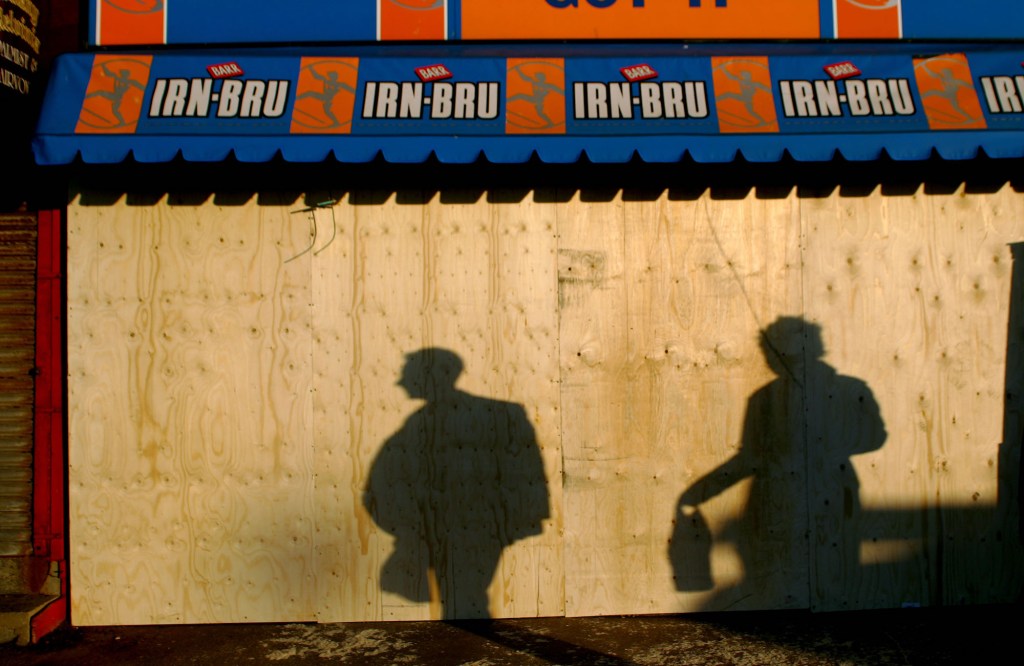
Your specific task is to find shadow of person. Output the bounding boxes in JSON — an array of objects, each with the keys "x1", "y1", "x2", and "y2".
[
  {"x1": 1002, "y1": 243, "x2": 1024, "y2": 601},
  {"x1": 362, "y1": 348, "x2": 550, "y2": 619},
  {"x1": 671, "y1": 317, "x2": 886, "y2": 610}
]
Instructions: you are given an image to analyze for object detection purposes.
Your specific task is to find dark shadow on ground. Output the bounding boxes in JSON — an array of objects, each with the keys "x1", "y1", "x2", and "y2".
[
  {"x1": 2, "y1": 606, "x2": 1014, "y2": 665},
  {"x1": 447, "y1": 620, "x2": 634, "y2": 666}
]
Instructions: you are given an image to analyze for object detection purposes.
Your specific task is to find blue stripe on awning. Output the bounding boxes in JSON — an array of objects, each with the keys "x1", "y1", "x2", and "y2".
[
  {"x1": 32, "y1": 43, "x2": 1024, "y2": 165},
  {"x1": 35, "y1": 133, "x2": 1024, "y2": 165}
]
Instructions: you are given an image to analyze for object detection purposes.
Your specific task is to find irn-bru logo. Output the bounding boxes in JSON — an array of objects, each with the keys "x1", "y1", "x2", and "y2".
[
  {"x1": 778, "y1": 78, "x2": 914, "y2": 119},
  {"x1": 147, "y1": 79, "x2": 290, "y2": 119},
  {"x1": 711, "y1": 57, "x2": 778, "y2": 133},
  {"x1": 913, "y1": 54, "x2": 986, "y2": 130},
  {"x1": 290, "y1": 58, "x2": 360, "y2": 134},
  {"x1": 361, "y1": 81, "x2": 501, "y2": 120},
  {"x1": 506, "y1": 59, "x2": 566, "y2": 134},
  {"x1": 75, "y1": 55, "x2": 152, "y2": 133},
  {"x1": 979, "y1": 75, "x2": 1024, "y2": 115}
]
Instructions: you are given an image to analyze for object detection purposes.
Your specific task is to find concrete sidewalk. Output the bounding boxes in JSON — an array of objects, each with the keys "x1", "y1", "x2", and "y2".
[{"x1": 0, "y1": 605, "x2": 1012, "y2": 665}]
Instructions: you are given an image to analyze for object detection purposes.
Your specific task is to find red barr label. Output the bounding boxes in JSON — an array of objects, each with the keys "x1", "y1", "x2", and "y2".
[
  {"x1": 415, "y1": 64, "x2": 453, "y2": 82},
  {"x1": 620, "y1": 64, "x2": 658, "y2": 82},
  {"x1": 207, "y1": 62, "x2": 244, "y2": 79},
  {"x1": 823, "y1": 61, "x2": 861, "y2": 80}
]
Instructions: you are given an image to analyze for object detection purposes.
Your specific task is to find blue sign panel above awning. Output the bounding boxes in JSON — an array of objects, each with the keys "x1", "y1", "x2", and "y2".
[{"x1": 32, "y1": 43, "x2": 1024, "y2": 165}]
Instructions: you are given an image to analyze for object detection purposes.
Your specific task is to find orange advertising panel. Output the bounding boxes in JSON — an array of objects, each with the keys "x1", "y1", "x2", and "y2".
[
  {"x1": 712, "y1": 57, "x2": 779, "y2": 134},
  {"x1": 75, "y1": 55, "x2": 152, "y2": 134},
  {"x1": 463, "y1": 1, "x2": 819, "y2": 40},
  {"x1": 506, "y1": 59, "x2": 566, "y2": 135},
  {"x1": 380, "y1": 0, "x2": 446, "y2": 41},
  {"x1": 913, "y1": 54, "x2": 986, "y2": 131},
  {"x1": 834, "y1": 0, "x2": 901, "y2": 39},
  {"x1": 98, "y1": 1, "x2": 165, "y2": 45},
  {"x1": 290, "y1": 58, "x2": 360, "y2": 134}
]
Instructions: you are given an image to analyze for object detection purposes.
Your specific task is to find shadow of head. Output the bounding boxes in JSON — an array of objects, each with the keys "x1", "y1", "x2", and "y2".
[
  {"x1": 760, "y1": 316, "x2": 825, "y2": 378},
  {"x1": 398, "y1": 347, "x2": 465, "y2": 400}
]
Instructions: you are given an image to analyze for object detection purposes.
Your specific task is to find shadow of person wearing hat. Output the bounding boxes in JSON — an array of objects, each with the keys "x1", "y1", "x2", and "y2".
[
  {"x1": 363, "y1": 348, "x2": 550, "y2": 618},
  {"x1": 671, "y1": 317, "x2": 886, "y2": 609}
]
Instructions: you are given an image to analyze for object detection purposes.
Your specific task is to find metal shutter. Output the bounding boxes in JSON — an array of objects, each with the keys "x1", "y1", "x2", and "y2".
[{"x1": 0, "y1": 215, "x2": 36, "y2": 556}]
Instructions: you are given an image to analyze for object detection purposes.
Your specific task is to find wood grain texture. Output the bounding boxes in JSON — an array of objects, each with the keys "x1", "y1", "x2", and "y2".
[
  {"x1": 311, "y1": 190, "x2": 563, "y2": 622},
  {"x1": 68, "y1": 197, "x2": 316, "y2": 625},
  {"x1": 802, "y1": 185, "x2": 1024, "y2": 610},
  {"x1": 68, "y1": 183, "x2": 1024, "y2": 624},
  {"x1": 559, "y1": 190, "x2": 807, "y2": 616}
]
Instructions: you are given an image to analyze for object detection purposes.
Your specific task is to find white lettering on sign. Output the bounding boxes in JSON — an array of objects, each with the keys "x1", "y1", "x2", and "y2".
[
  {"x1": 148, "y1": 78, "x2": 290, "y2": 118},
  {"x1": 361, "y1": 81, "x2": 500, "y2": 120},
  {"x1": 620, "y1": 64, "x2": 658, "y2": 82},
  {"x1": 573, "y1": 81, "x2": 708, "y2": 120},
  {"x1": 778, "y1": 78, "x2": 915, "y2": 118},
  {"x1": 823, "y1": 61, "x2": 861, "y2": 80},
  {"x1": 415, "y1": 65, "x2": 453, "y2": 82},
  {"x1": 980, "y1": 76, "x2": 1024, "y2": 114},
  {"x1": 207, "y1": 62, "x2": 245, "y2": 79}
]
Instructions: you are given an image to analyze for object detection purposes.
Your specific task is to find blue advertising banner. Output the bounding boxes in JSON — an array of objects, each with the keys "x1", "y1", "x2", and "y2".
[
  {"x1": 87, "y1": 1, "x2": 1024, "y2": 45},
  {"x1": 33, "y1": 44, "x2": 1024, "y2": 164}
]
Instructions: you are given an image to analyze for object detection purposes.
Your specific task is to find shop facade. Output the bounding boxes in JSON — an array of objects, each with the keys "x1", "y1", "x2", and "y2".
[
  {"x1": 31, "y1": 1, "x2": 1024, "y2": 626},
  {"x1": 1, "y1": 0, "x2": 76, "y2": 645}
]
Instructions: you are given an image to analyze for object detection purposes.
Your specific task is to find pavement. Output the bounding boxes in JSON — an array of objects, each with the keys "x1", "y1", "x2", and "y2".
[{"x1": 0, "y1": 604, "x2": 1014, "y2": 665}]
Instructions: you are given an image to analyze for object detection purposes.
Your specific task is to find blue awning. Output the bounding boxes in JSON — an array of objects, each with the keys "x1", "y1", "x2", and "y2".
[{"x1": 32, "y1": 43, "x2": 1024, "y2": 165}]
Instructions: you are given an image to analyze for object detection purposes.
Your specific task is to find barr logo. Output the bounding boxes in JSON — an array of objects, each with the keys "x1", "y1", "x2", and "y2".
[
  {"x1": 506, "y1": 58, "x2": 566, "y2": 134},
  {"x1": 415, "y1": 64, "x2": 453, "y2": 82},
  {"x1": 207, "y1": 62, "x2": 245, "y2": 79},
  {"x1": 913, "y1": 54, "x2": 986, "y2": 130},
  {"x1": 621, "y1": 64, "x2": 658, "y2": 83},
  {"x1": 75, "y1": 55, "x2": 152, "y2": 133},
  {"x1": 824, "y1": 61, "x2": 861, "y2": 81},
  {"x1": 712, "y1": 57, "x2": 779, "y2": 133},
  {"x1": 290, "y1": 58, "x2": 360, "y2": 134}
]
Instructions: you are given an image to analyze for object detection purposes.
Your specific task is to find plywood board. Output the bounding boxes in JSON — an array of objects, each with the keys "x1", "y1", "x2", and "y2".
[
  {"x1": 559, "y1": 189, "x2": 807, "y2": 616},
  {"x1": 68, "y1": 197, "x2": 316, "y2": 625},
  {"x1": 67, "y1": 180, "x2": 1024, "y2": 624},
  {"x1": 312, "y1": 190, "x2": 564, "y2": 622},
  {"x1": 802, "y1": 184, "x2": 1024, "y2": 610}
]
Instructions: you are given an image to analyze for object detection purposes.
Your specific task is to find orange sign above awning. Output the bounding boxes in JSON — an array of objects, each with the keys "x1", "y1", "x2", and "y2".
[{"x1": 461, "y1": 0, "x2": 820, "y2": 40}]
